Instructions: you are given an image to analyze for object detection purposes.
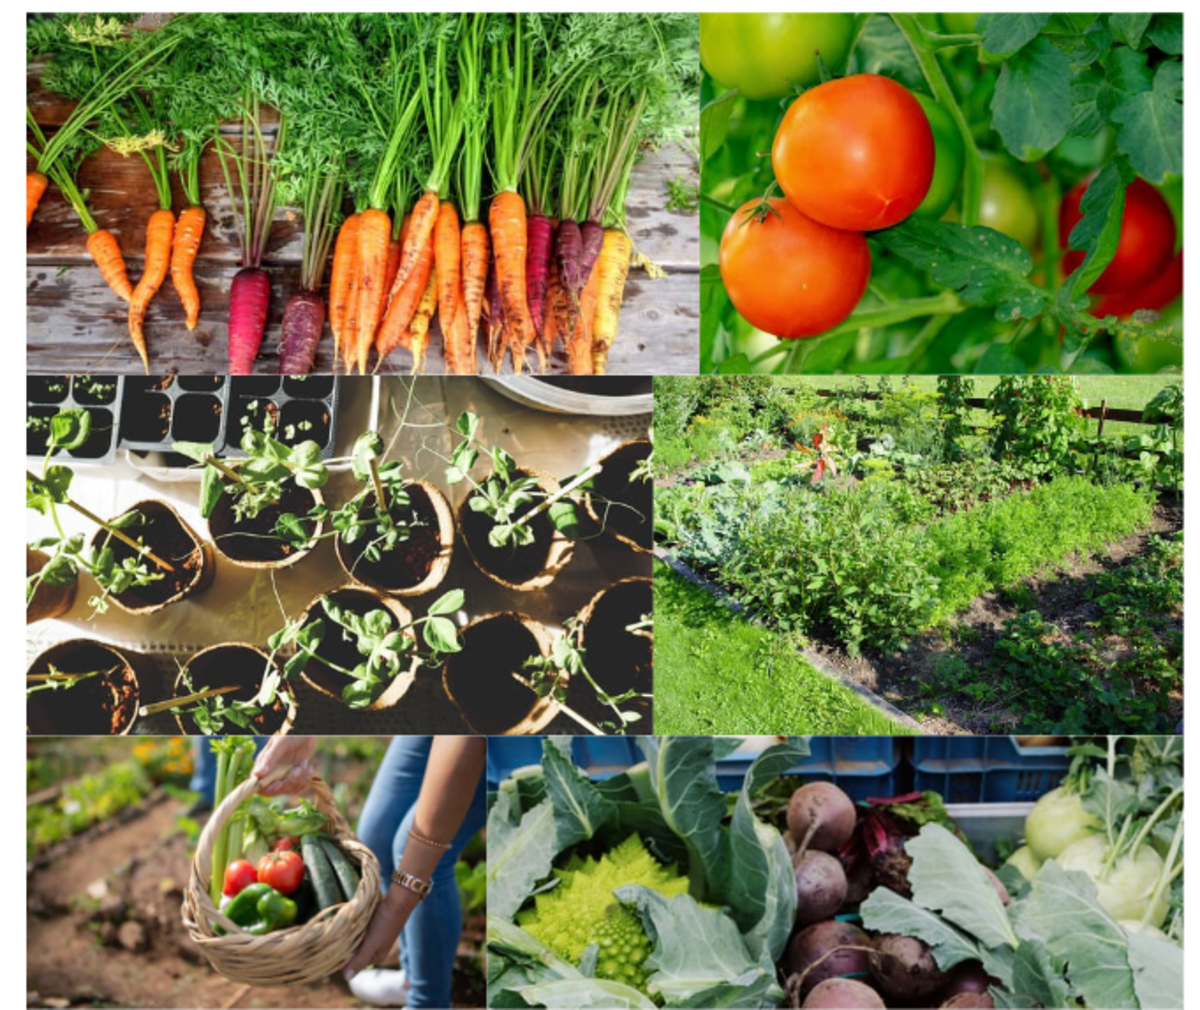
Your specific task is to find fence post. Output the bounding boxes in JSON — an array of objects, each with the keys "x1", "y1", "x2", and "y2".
[{"x1": 1097, "y1": 399, "x2": 1107, "y2": 439}]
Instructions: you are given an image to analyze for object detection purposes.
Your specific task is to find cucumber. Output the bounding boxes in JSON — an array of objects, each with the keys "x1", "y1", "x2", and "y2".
[
  {"x1": 319, "y1": 836, "x2": 361, "y2": 901},
  {"x1": 291, "y1": 876, "x2": 316, "y2": 924},
  {"x1": 301, "y1": 834, "x2": 342, "y2": 910}
]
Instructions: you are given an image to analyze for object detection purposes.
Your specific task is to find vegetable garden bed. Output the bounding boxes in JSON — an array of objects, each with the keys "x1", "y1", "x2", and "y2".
[{"x1": 654, "y1": 375, "x2": 1184, "y2": 735}]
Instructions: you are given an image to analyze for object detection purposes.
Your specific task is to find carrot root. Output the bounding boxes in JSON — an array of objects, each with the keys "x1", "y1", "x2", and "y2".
[
  {"x1": 489, "y1": 191, "x2": 534, "y2": 374},
  {"x1": 170, "y1": 204, "x2": 206, "y2": 330},
  {"x1": 591, "y1": 229, "x2": 633, "y2": 375},
  {"x1": 525, "y1": 213, "x2": 555, "y2": 361},
  {"x1": 127, "y1": 208, "x2": 175, "y2": 373},
  {"x1": 354, "y1": 208, "x2": 392, "y2": 374},
  {"x1": 86, "y1": 229, "x2": 133, "y2": 302},
  {"x1": 27, "y1": 172, "x2": 48, "y2": 229},
  {"x1": 228, "y1": 266, "x2": 271, "y2": 375},
  {"x1": 279, "y1": 290, "x2": 326, "y2": 375}
]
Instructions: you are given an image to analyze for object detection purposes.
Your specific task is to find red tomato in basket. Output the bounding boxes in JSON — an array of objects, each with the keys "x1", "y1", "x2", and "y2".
[{"x1": 257, "y1": 850, "x2": 305, "y2": 895}]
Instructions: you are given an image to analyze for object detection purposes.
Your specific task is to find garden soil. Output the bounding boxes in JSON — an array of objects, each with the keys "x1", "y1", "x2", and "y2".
[{"x1": 812, "y1": 503, "x2": 1184, "y2": 734}]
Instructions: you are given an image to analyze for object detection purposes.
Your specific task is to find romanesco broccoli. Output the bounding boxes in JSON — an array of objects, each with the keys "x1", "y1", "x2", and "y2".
[{"x1": 517, "y1": 834, "x2": 689, "y2": 992}]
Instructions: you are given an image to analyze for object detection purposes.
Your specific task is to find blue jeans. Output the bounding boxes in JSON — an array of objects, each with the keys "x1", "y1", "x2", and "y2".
[
  {"x1": 189, "y1": 737, "x2": 265, "y2": 804},
  {"x1": 356, "y1": 737, "x2": 487, "y2": 1009}
]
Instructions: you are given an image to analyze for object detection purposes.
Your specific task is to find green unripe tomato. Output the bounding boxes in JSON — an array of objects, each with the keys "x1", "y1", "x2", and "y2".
[
  {"x1": 913, "y1": 93, "x2": 965, "y2": 219},
  {"x1": 1115, "y1": 298, "x2": 1183, "y2": 373},
  {"x1": 700, "y1": 14, "x2": 855, "y2": 100},
  {"x1": 941, "y1": 12, "x2": 982, "y2": 34},
  {"x1": 978, "y1": 154, "x2": 1040, "y2": 249}
]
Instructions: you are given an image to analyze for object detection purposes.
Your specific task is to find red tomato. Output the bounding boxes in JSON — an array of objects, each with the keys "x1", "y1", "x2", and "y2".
[
  {"x1": 772, "y1": 74, "x2": 935, "y2": 231},
  {"x1": 719, "y1": 197, "x2": 871, "y2": 339},
  {"x1": 1093, "y1": 250, "x2": 1183, "y2": 317},
  {"x1": 223, "y1": 859, "x2": 257, "y2": 898},
  {"x1": 257, "y1": 850, "x2": 305, "y2": 895},
  {"x1": 273, "y1": 836, "x2": 301, "y2": 853},
  {"x1": 1059, "y1": 177, "x2": 1176, "y2": 294}
]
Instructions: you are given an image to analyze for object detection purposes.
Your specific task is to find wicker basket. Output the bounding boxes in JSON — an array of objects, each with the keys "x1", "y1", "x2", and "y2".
[{"x1": 181, "y1": 774, "x2": 381, "y2": 985}]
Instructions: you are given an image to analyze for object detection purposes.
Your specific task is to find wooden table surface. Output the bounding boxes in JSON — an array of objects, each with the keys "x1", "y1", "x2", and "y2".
[{"x1": 26, "y1": 73, "x2": 699, "y2": 377}]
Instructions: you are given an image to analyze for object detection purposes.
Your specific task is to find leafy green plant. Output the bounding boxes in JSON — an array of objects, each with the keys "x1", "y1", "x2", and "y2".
[
  {"x1": 444, "y1": 412, "x2": 582, "y2": 548},
  {"x1": 270, "y1": 590, "x2": 464, "y2": 708},
  {"x1": 986, "y1": 376, "x2": 1086, "y2": 476}
]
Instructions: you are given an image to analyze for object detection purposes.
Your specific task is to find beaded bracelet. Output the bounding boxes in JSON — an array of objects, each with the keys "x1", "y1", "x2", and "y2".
[{"x1": 408, "y1": 826, "x2": 452, "y2": 850}]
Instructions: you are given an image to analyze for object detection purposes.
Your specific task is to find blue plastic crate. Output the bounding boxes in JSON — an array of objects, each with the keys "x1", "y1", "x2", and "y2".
[
  {"x1": 912, "y1": 736, "x2": 1070, "y2": 804},
  {"x1": 715, "y1": 736, "x2": 901, "y2": 799}
]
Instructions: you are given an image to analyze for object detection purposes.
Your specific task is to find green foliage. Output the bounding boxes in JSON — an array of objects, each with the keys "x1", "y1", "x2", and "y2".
[{"x1": 987, "y1": 376, "x2": 1087, "y2": 476}]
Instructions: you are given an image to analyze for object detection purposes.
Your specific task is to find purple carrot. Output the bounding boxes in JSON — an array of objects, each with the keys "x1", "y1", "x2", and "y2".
[
  {"x1": 525, "y1": 213, "x2": 555, "y2": 342},
  {"x1": 555, "y1": 218, "x2": 584, "y2": 297},
  {"x1": 228, "y1": 267, "x2": 271, "y2": 375},
  {"x1": 579, "y1": 219, "x2": 604, "y2": 282},
  {"x1": 278, "y1": 291, "x2": 326, "y2": 375}
]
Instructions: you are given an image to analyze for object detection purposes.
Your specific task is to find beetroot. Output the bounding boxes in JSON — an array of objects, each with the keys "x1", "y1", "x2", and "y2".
[
  {"x1": 932, "y1": 962, "x2": 996, "y2": 1006},
  {"x1": 802, "y1": 978, "x2": 885, "y2": 1009},
  {"x1": 788, "y1": 782, "x2": 857, "y2": 854},
  {"x1": 784, "y1": 920, "x2": 873, "y2": 1000},
  {"x1": 793, "y1": 850, "x2": 848, "y2": 926},
  {"x1": 868, "y1": 934, "x2": 947, "y2": 1002}
]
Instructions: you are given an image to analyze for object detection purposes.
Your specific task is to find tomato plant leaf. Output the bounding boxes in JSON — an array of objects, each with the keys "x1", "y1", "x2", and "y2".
[
  {"x1": 1059, "y1": 161, "x2": 1128, "y2": 302},
  {"x1": 872, "y1": 219, "x2": 1048, "y2": 320},
  {"x1": 976, "y1": 12, "x2": 1051, "y2": 55},
  {"x1": 700, "y1": 88, "x2": 738, "y2": 164},
  {"x1": 1111, "y1": 60, "x2": 1183, "y2": 183},
  {"x1": 991, "y1": 38, "x2": 1073, "y2": 160},
  {"x1": 1106, "y1": 12, "x2": 1154, "y2": 51},
  {"x1": 855, "y1": 16, "x2": 923, "y2": 91}
]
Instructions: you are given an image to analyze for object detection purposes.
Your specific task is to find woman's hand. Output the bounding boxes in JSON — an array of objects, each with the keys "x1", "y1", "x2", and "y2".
[
  {"x1": 343, "y1": 886, "x2": 421, "y2": 981},
  {"x1": 252, "y1": 737, "x2": 318, "y2": 796}
]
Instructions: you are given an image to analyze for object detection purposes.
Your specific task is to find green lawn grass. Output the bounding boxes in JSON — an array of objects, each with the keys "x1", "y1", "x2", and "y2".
[{"x1": 654, "y1": 560, "x2": 917, "y2": 736}]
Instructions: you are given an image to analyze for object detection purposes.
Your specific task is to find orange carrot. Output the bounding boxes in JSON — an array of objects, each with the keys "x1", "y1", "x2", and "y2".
[
  {"x1": 328, "y1": 213, "x2": 361, "y2": 372},
  {"x1": 408, "y1": 264, "x2": 439, "y2": 375},
  {"x1": 27, "y1": 172, "x2": 48, "y2": 229},
  {"x1": 383, "y1": 235, "x2": 402, "y2": 298},
  {"x1": 376, "y1": 236, "x2": 433, "y2": 363},
  {"x1": 435, "y1": 203, "x2": 463, "y2": 361},
  {"x1": 85, "y1": 229, "x2": 133, "y2": 303},
  {"x1": 460, "y1": 221, "x2": 489, "y2": 355},
  {"x1": 127, "y1": 208, "x2": 175, "y2": 373},
  {"x1": 391, "y1": 191, "x2": 440, "y2": 299},
  {"x1": 489, "y1": 190, "x2": 535, "y2": 373},
  {"x1": 590, "y1": 230, "x2": 633, "y2": 374},
  {"x1": 170, "y1": 204, "x2": 206, "y2": 330},
  {"x1": 354, "y1": 207, "x2": 392, "y2": 374},
  {"x1": 567, "y1": 258, "x2": 601, "y2": 376},
  {"x1": 546, "y1": 261, "x2": 574, "y2": 366},
  {"x1": 482, "y1": 263, "x2": 505, "y2": 373}
]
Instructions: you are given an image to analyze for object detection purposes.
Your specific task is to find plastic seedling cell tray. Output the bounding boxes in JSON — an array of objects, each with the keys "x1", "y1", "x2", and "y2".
[
  {"x1": 221, "y1": 376, "x2": 340, "y2": 460},
  {"x1": 27, "y1": 374, "x2": 123, "y2": 465}
]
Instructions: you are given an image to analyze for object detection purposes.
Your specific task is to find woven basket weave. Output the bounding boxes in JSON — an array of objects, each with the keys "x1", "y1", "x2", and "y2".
[{"x1": 181, "y1": 774, "x2": 381, "y2": 985}]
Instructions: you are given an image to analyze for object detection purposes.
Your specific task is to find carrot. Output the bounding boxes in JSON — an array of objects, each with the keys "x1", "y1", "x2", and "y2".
[
  {"x1": 170, "y1": 205, "x2": 206, "y2": 330},
  {"x1": 375, "y1": 236, "x2": 434, "y2": 364},
  {"x1": 392, "y1": 191, "x2": 440, "y2": 301},
  {"x1": 85, "y1": 229, "x2": 133, "y2": 303},
  {"x1": 545, "y1": 259, "x2": 573, "y2": 364},
  {"x1": 408, "y1": 264, "x2": 439, "y2": 375},
  {"x1": 567, "y1": 259, "x2": 601, "y2": 376},
  {"x1": 525, "y1": 213, "x2": 554, "y2": 352},
  {"x1": 228, "y1": 267, "x2": 271, "y2": 375},
  {"x1": 590, "y1": 229, "x2": 633, "y2": 374},
  {"x1": 434, "y1": 202, "x2": 463, "y2": 345},
  {"x1": 555, "y1": 219, "x2": 584, "y2": 304},
  {"x1": 460, "y1": 220, "x2": 490, "y2": 352},
  {"x1": 483, "y1": 261, "x2": 506, "y2": 373},
  {"x1": 279, "y1": 290, "x2": 326, "y2": 375},
  {"x1": 352, "y1": 207, "x2": 392, "y2": 374},
  {"x1": 446, "y1": 297, "x2": 476, "y2": 375},
  {"x1": 27, "y1": 172, "x2": 48, "y2": 229},
  {"x1": 579, "y1": 220, "x2": 605, "y2": 285},
  {"x1": 127, "y1": 208, "x2": 175, "y2": 373},
  {"x1": 490, "y1": 190, "x2": 535, "y2": 373},
  {"x1": 328, "y1": 213, "x2": 361, "y2": 372},
  {"x1": 383, "y1": 235, "x2": 402, "y2": 298}
]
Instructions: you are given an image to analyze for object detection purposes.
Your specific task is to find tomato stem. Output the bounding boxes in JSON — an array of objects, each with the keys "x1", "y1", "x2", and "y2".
[
  {"x1": 699, "y1": 193, "x2": 737, "y2": 216},
  {"x1": 891, "y1": 13, "x2": 984, "y2": 228}
]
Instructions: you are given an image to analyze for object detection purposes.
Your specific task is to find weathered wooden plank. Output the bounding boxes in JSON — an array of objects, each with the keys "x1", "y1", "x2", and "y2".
[{"x1": 26, "y1": 261, "x2": 697, "y2": 375}]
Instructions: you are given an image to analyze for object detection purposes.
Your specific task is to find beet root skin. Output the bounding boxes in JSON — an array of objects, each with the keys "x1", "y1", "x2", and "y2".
[
  {"x1": 784, "y1": 920, "x2": 873, "y2": 999},
  {"x1": 793, "y1": 850, "x2": 849, "y2": 926},
  {"x1": 801, "y1": 978, "x2": 886, "y2": 1009},
  {"x1": 787, "y1": 781, "x2": 857, "y2": 853},
  {"x1": 941, "y1": 994, "x2": 996, "y2": 1009},
  {"x1": 868, "y1": 933, "x2": 947, "y2": 1002}
]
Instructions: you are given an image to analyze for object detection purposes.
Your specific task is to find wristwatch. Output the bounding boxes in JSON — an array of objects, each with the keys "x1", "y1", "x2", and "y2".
[{"x1": 391, "y1": 869, "x2": 433, "y2": 900}]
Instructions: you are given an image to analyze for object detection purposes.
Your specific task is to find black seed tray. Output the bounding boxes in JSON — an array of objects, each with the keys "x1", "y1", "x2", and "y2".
[
  {"x1": 220, "y1": 376, "x2": 340, "y2": 460},
  {"x1": 27, "y1": 374, "x2": 123, "y2": 465}
]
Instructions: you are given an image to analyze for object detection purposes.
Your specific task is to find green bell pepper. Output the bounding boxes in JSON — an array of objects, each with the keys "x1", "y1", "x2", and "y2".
[{"x1": 224, "y1": 881, "x2": 297, "y2": 935}]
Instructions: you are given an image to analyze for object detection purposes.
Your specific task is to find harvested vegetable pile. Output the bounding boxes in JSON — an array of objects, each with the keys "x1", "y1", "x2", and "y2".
[
  {"x1": 27, "y1": 13, "x2": 697, "y2": 375},
  {"x1": 488, "y1": 736, "x2": 1183, "y2": 1009}
]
